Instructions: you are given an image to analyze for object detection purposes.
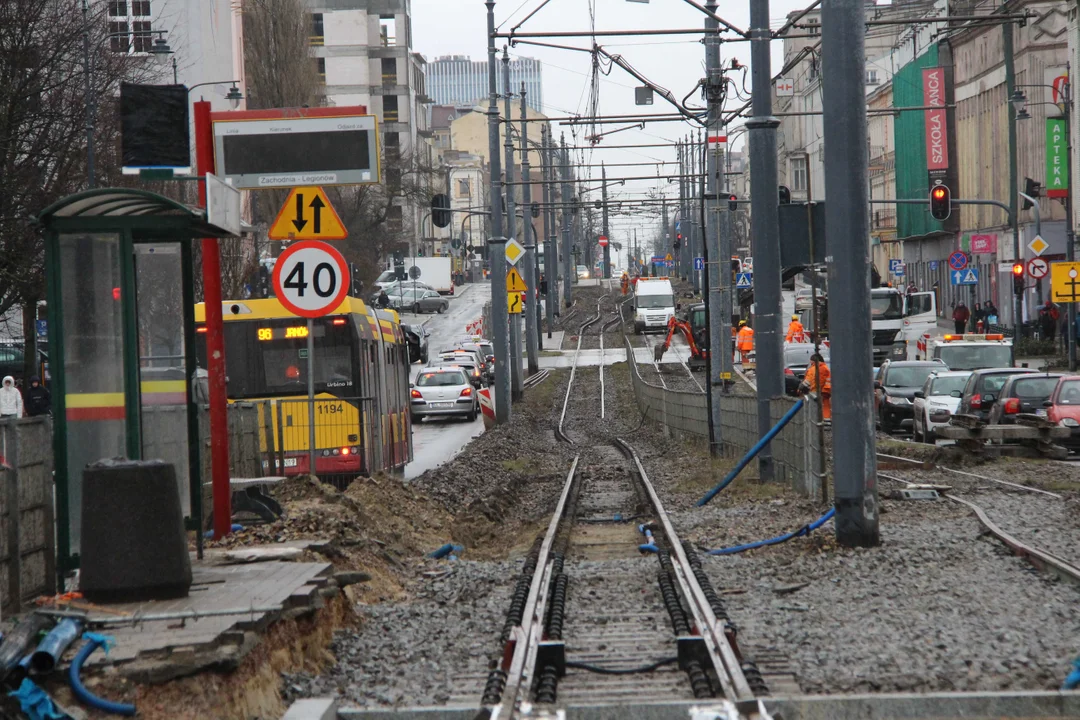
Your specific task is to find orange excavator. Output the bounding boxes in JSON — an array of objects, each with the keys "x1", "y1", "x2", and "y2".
[{"x1": 654, "y1": 316, "x2": 707, "y2": 368}]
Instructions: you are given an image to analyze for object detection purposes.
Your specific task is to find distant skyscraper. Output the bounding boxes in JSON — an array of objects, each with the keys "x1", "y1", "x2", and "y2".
[{"x1": 427, "y1": 55, "x2": 543, "y2": 112}]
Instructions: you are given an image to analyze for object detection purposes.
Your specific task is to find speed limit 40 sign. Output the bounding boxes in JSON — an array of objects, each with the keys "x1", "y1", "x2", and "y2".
[{"x1": 272, "y1": 240, "x2": 350, "y2": 318}]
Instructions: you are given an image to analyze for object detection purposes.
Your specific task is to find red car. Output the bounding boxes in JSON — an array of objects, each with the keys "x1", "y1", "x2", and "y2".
[{"x1": 1045, "y1": 375, "x2": 1080, "y2": 452}]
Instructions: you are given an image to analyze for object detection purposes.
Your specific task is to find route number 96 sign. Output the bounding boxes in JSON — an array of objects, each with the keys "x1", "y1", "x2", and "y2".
[{"x1": 272, "y1": 240, "x2": 350, "y2": 318}]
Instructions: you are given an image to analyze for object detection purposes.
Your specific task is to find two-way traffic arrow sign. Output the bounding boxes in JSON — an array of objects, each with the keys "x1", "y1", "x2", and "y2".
[{"x1": 269, "y1": 186, "x2": 347, "y2": 241}]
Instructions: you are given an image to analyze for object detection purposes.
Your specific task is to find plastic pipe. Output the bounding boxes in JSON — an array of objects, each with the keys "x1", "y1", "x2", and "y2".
[
  {"x1": 428, "y1": 543, "x2": 464, "y2": 559},
  {"x1": 708, "y1": 507, "x2": 836, "y2": 556},
  {"x1": 697, "y1": 399, "x2": 805, "y2": 507},
  {"x1": 30, "y1": 618, "x2": 83, "y2": 675},
  {"x1": 1063, "y1": 657, "x2": 1080, "y2": 690},
  {"x1": 0, "y1": 614, "x2": 50, "y2": 686},
  {"x1": 5, "y1": 653, "x2": 33, "y2": 689},
  {"x1": 637, "y1": 524, "x2": 658, "y2": 553},
  {"x1": 68, "y1": 634, "x2": 136, "y2": 716}
]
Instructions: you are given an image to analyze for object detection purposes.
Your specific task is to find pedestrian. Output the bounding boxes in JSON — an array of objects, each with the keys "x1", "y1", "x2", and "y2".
[
  {"x1": 1040, "y1": 300, "x2": 1060, "y2": 341},
  {"x1": 972, "y1": 302, "x2": 984, "y2": 333},
  {"x1": 906, "y1": 282, "x2": 918, "y2": 295},
  {"x1": 952, "y1": 302, "x2": 970, "y2": 334},
  {"x1": 0, "y1": 376, "x2": 23, "y2": 419},
  {"x1": 785, "y1": 314, "x2": 806, "y2": 343},
  {"x1": 800, "y1": 353, "x2": 832, "y2": 420},
  {"x1": 24, "y1": 376, "x2": 50, "y2": 417},
  {"x1": 376, "y1": 289, "x2": 390, "y2": 309},
  {"x1": 984, "y1": 299, "x2": 999, "y2": 325},
  {"x1": 736, "y1": 320, "x2": 755, "y2": 364}
]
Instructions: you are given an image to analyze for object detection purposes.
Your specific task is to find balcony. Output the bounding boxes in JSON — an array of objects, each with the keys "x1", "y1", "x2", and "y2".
[{"x1": 309, "y1": 35, "x2": 324, "y2": 47}]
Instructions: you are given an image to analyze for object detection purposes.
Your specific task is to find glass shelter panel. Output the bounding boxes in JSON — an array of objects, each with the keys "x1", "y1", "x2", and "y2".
[
  {"x1": 58, "y1": 233, "x2": 126, "y2": 554},
  {"x1": 135, "y1": 244, "x2": 191, "y2": 516}
]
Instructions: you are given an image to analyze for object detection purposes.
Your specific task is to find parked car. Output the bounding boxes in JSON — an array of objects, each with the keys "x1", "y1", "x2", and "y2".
[
  {"x1": 956, "y1": 367, "x2": 1039, "y2": 422},
  {"x1": 379, "y1": 280, "x2": 437, "y2": 296},
  {"x1": 986, "y1": 373, "x2": 1065, "y2": 425},
  {"x1": 783, "y1": 343, "x2": 830, "y2": 397},
  {"x1": 1044, "y1": 375, "x2": 1080, "y2": 451},
  {"x1": 576, "y1": 265, "x2": 590, "y2": 279},
  {"x1": 402, "y1": 324, "x2": 430, "y2": 364},
  {"x1": 794, "y1": 287, "x2": 815, "y2": 313},
  {"x1": 390, "y1": 289, "x2": 449, "y2": 314},
  {"x1": 410, "y1": 366, "x2": 478, "y2": 423},
  {"x1": 912, "y1": 370, "x2": 971, "y2": 443},
  {"x1": 873, "y1": 360, "x2": 948, "y2": 433}
]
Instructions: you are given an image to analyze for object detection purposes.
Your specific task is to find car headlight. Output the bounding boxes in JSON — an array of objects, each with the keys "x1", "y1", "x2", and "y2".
[
  {"x1": 1060, "y1": 418, "x2": 1079, "y2": 428},
  {"x1": 886, "y1": 395, "x2": 910, "y2": 406}
]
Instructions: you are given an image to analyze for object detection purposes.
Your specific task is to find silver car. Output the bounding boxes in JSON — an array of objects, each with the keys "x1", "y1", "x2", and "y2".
[{"x1": 410, "y1": 366, "x2": 479, "y2": 422}]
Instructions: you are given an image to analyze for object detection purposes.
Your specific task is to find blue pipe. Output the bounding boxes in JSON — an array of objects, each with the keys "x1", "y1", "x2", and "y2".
[
  {"x1": 697, "y1": 399, "x2": 805, "y2": 507},
  {"x1": 707, "y1": 507, "x2": 835, "y2": 556},
  {"x1": 203, "y1": 523, "x2": 244, "y2": 539},
  {"x1": 637, "y1": 524, "x2": 658, "y2": 553},
  {"x1": 30, "y1": 619, "x2": 82, "y2": 675},
  {"x1": 428, "y1": 543, "x2": 464, "y2": 559},
  {"x1": 1063, "y1": 657, "x2": 1080, "y2": 690},
  {"x1": 68, "y1": 634, "x2": 135, "y2": 716}
]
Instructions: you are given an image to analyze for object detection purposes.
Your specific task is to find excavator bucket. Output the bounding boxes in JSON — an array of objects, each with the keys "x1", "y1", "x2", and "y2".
[{"x1": 654, "y1": 342, "x2": 667, "y2": 362}]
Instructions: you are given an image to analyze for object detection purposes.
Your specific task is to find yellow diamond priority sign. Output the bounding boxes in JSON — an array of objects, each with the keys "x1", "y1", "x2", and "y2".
[
  {"x1": 1028, "y1": 234, "x2": 1049, "y2": 257},
  {"x1": 269, "y1": 186, "x2": 347, "y2": 241},
  {"x1": 506, "y1": 267, "x2": 527, "y2": 292},
  {"x1": 505, "y1": 238, "x2": 526, "y2": 265}
]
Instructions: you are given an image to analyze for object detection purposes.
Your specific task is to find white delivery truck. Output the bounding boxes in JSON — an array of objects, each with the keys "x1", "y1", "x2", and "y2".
[
  {"x1": 633, "y1": 277, "x2": 676, "y2": 334},
  {"x1": 404, "y1": 257, "x2": 454, "y2": 295},
  {"x1": 871, "y1": 286, "x2": 937, "y2": 365}
]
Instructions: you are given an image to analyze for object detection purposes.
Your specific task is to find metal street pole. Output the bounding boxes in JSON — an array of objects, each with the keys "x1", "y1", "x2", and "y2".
[
  {"x1": 561, "y1": 134, "x2": 573, "y2": 308},
  {"x1": 822, "y1": 0, "x2": 879, "y2": 546},
  {"x1": 1066, "y1": 77, "x2": 1077, "y2": 371},
  {"x1": 602, "y1": 164, "x2": 610, "y2": 279},
  {"x1": 748, "y1": 0, "x2": 783, "y2": 483},
  {"x1": 486, "y1": 1, "x2": 511, "y2": 424},
  {"x1": 520, "y1": 83, "x2": 540, "y2": 374},
  {"x1": 1005, "y1": 20, "x2": 1023, "y2": 336},
  {"x1": 503, "y1": 49, "x2": 524, "y2": 401},
  {"x1": 542, "y1": 127, "x2": 556, "y2": 333},
  {"x1": 704, "y1": 0, "x2": 725, "y2": 455}
]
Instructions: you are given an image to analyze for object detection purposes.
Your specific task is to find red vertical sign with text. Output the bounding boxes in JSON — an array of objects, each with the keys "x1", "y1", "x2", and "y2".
[{"x1": 923, "y1": 67, "x2": 949, "y2": 187}]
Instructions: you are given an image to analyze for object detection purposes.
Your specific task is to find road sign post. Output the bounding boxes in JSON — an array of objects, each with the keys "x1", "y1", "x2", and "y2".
[{"x1": 272, "y1": 240, "x2": 350, "y2": 475}]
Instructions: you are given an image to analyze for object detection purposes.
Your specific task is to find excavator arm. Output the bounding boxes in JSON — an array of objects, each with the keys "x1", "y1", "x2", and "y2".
[{"x1": 654, "y1": 317, "x2": 707, "y2": 362}]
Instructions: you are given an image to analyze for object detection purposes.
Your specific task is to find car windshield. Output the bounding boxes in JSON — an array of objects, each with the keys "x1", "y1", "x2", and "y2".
[
  {"x1": 638, "y1": 294, "x2": 673, "y2": 309},
  {"x1": 417, "y1": 371, "x2": 466, "y2": 387},
  {"x1": 936, "y1": 345, "x2": 1013, "y2": 371},
  {"x1": 885, "y1": 365, "x2": 939, "y2": 388},
  {"x1": 1011, "y1": 377, "x2": 1060, "y2": 399},
  {"x1": 1057, "y1": 380, "x2": 1080, "y2": 405},
  {"x1": 871, "y1": 293, "x2": 903, "y2": 320},
  {"x1": 930, "y1": 375, "x2": 968, "y2": 396}
]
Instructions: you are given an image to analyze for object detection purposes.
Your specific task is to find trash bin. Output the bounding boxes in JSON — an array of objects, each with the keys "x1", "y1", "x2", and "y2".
[{"x1": 79, "y1": 459, "x2": 192, "y2": 603}]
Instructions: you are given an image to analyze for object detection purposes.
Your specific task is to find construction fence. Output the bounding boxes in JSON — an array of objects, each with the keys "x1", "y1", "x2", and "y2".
[{"x1": 625, "y1": 338, "x2": 823, "y2": 499}]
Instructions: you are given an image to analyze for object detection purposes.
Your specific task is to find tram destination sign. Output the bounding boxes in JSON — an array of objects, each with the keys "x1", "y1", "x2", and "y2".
[{"x1": 211, "y1": 107, "x2": 380, "y2": 190}]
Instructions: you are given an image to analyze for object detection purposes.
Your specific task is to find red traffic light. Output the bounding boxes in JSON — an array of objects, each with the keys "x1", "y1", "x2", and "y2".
[
  {"x1": 727, "y1": 194, "x2": 738, "y2": 211},
  {"x1": 1011, "y1": 262, "x2": 1024, "y2": 276},
  {"x1": 929, "y1": 184, "x2": 951, "y2": 221},
  {"x1": 931, "y1": 187, "x2": 947, "y2": 201}
]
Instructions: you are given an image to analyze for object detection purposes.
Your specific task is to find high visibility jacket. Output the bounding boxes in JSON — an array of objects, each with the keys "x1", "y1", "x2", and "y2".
[
  {"x1": 804, "y1": 361, "x2": 831, "y2": 395},
  {"x1": 785, "y1": 321, "x2": 806, "y2": 343},
  {"x1": 736, "y1": 326, "x2": 755, "y2": 352}
]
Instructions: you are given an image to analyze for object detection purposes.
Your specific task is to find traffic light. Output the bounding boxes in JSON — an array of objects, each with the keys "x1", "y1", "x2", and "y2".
[
  {"x1": 728, "y1": 194, "x2": 738, "y2": 212},
  {"x1": 1022, "y1": 177, "x2": 1041, "y2": 210},
  {"x1": 257, "y1": 265, "x2": 271, "y2": 298},
  {"x1": 1012, "y1": 262, "x2": 1025, "y2": 295},
  {"x1": 431, "y1": 193, "x2": 451, "y2": 228},
  {"x1": 731, "y1": 258, "x2": 741, "y2": 277},
  {"x1": 674, "y1": 233, "x2": 682, "y2": 250},
  {"x1": 531, "y1": 203, "x2": 540, "y2": 218},
  {"x1": 779, "y1": 185, "x2": 791, "y2": 205},
  {"x1": 929, "y1": 184, "x2": 951, "y2": 221}
]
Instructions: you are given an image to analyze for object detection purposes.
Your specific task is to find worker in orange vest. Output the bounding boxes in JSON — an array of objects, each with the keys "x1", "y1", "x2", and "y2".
[
  {"x1": 736, "y1": 320, "x2": 754, "y2": 363},
  {"x1": 785, "y1": 314, "x2": 806, "y2": 343},
  {"x1": 621, "y1": 272, "x2": 630, "y2": 295},
  {"x1": 800, "y1": 353, "x2": 832, "y2": 420}
]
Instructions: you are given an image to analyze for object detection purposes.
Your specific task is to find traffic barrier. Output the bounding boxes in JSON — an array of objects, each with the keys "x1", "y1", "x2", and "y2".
[{"x1": 478, "y1": 387, "x2": 496, "y2": 430}]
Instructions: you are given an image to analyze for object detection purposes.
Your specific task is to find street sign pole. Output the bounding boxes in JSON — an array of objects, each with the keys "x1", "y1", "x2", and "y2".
[
  {"x1": 503, "y1": 49, "x2": 523, "y2": 401},
  {"x1": 307, "y1": 317, "x2": 316, "y2": 475},
  {"x1": 704, "y1": 0, "x2": 724, "y2": 457},
  {"x1": 520, "y1": 84, "x2": 539, "y2": 373}
]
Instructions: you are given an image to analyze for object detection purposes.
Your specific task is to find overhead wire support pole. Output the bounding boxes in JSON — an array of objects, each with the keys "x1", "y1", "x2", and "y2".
[
  {"x1": 542, "y1": 126, "x2": 555, "y2": 338},
  {"x1": 703, "y1": 0, "x2": 724, "y2": 456},
  {"x1": 747, "y1": 0, "x2": 783, "y2": 484},
  {"x1": 503, "y1": 48, "x2": 524, "y2": 402},
  {"x1": 679, "y1": 0, "x2": 749, "y2": 36},
  {"x1": 822, "y1": 0, "x2": 879, "y2": 546},
  {"x1": 486, "y1": 0, "x2": 511, "y2": 425},
  {"x1": 520, "y1": 82, "x2": 539, "y2": 375},
  {"x1": 561, "y1": 133, "x2": 573, "y2": 308},
  {"x1": 1005, "y1": 19, "x2": 1022, "y2": 336}
]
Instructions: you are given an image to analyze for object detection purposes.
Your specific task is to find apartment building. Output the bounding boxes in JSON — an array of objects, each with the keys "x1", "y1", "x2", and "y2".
[{"x1": 428, "y1": 55, "x2": 543, "y2": 113}]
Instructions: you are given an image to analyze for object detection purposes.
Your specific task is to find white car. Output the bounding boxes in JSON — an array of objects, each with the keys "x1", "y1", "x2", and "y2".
[{"x1": 912, "y1": 370, "x2": 971, "y2": 443}]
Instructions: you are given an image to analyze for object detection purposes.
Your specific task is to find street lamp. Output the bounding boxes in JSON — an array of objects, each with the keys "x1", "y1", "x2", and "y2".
[{"x1": 186, "y1": 78, "x2": 245, "y2": 110}]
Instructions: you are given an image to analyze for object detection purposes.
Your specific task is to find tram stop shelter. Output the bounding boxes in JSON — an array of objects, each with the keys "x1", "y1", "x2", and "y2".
[{"x1": 38, "y1": 185, "x2": 240, "y2": 578}]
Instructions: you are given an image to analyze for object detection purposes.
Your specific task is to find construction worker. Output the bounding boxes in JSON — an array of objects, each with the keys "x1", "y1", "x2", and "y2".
[
  {"x1": 621, "y1": 271, "x2": 630, "y2": 295},
  {"x1": 800, "y1": 353, "x2": 831, "y2": 420},
  {"x1": 736, "y1": 320, "x2": 754, "y2": 364},
  {"x1": 785, "y1": 314, "x2": 806, "y2": 343}
]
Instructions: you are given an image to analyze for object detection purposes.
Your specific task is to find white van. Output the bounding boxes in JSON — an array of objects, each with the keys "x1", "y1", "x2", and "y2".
[{"x1": 633, "y1": 278, "x2": 676, "y2": 334}]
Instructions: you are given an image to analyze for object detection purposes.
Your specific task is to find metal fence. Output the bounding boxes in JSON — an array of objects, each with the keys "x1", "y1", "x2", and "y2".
[
  {"x1": 625, "y1": 338, "x2": 822, "y2": 498},
  {"x1": 0, "y1": 417, "x2": 56, "y2": 615}
]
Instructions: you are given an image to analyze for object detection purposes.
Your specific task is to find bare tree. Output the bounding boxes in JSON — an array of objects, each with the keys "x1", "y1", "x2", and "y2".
[{"x1": 241, "y1": 0, "x2": 319, "y2": 111}]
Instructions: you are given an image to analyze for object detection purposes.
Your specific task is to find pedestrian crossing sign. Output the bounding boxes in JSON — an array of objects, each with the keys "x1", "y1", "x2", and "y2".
[{"x1": 736, "y1": 272, "x2": 753, "y2": 289}]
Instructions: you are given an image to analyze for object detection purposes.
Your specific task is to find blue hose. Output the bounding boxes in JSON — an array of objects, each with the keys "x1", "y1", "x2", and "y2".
[
  {"x1": 68, "y1": 634, "x2": 135, "y2": 716},
  {"x1": 1063, "y1": 657, "x2": 1080, "y2": 690},
  {"x1": 637, "y1": 524, "x2": 658, "y2": 553},
  {"x1": 707, "y1": 507, "x2": 836, "y2": 556},
  {"x1": 428, "y1": 543, "x2": 464, "y2": 559},
  {"x1": 697, "y1": 399, "x2": 805, "y2": 507}
]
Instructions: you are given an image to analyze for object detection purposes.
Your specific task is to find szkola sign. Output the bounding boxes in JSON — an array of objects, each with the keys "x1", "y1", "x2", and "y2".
[{"x1": 923, "y1": 67, "x2": 949, "y2": 186}]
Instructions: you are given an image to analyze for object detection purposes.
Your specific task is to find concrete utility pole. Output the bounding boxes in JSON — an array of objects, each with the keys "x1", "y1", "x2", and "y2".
[
  {"x1": 679, "y1": 142, "x2": 689, "y2": 279},
  {"x1": 502, "y1": 49, "x2": 524, "y2": 401},
  {"x1": 822, "y1": 0, "x2": 879, "y2": 546},
  {"x1": 602, "y1": 164, "x2": 610, "y2": 279},
  {"x1": 747, "y1": 0, "x2": 783, "y2": 482},
  {"x1": 561, "y1": 134, "x2": 573, "y2": 308},
  {"x1": 1005, "y1": 21, "x2": 1023, "y2": 335},
  {"x1": 520, "y1": 82, "x2": 539, "y2": 374},
  {"x1": 704, "y1": 0, "x2": 730, "y2": 456},
  {"x1": 485, "y1": 1, "x2": 511, "y2": 424},
  {"x1": 542, "y1": 127, "x2": 556, "y2": 334}
]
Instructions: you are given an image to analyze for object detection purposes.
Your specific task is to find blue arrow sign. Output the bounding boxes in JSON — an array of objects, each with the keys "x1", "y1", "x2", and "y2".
[
  {"x1": 948, "y1": 250, "x2": 969, "y2": 271},
  {"x1": 951, "y1": 267, "x2": 979, "y2": 286},
  {"x1": 693, "y1": 257, "x2": 705, "y2": 270},
  {"x1": 736, "y1": 272, "x2": 753, "y2": 289}
]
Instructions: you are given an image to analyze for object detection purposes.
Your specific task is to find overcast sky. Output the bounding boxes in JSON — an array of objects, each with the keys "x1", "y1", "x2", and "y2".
[{"x1": 414, "y1": 0, "x2": 809, "y2": 248}]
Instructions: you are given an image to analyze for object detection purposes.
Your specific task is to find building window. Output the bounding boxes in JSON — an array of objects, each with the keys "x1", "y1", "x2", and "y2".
[
  {"x1": 311, "y1": 13, "x2": 324, "y2": 46},
  {"x1": 108, "y1": 0, "x2": 126, "y2": 15},
  {"x1": 790, "y1": 156, "x2": 807, "y2": 192},
  {"x1": 383, "y1": 94, "x2": 399, "y2": 122},
  {"x1": 806, "y1": 18, "x2": 820, "y2": 36},
  {"x1": 108, "y1": 20, "x2": 129, "y2": 52},
  {"x1": 388, "y1": 204, "x2": 403, "y2": 233},
  {"x1": 382, "y1": 58, "x2": 397, "y2": 85},
  {"x1": 866, "y1": 69, "x2": 879, "y2": 85},
  {"x1": 379, "y1": 14, "x2": 396, "y2": 46},
  {"x1": 316, "y1": 57, "x2": 326, "y2": 82},
  {"x1": 107, "y1": 0, "x2": 153, "y2": 54},
  {"x1": 132, "y1": 0, "x2": 149, "y2": 15},
  {"x1": 457, "y1": 178, "x2": 471, "y2": 198},
  {"x1": 387, "y1": 167, "x2": 402, "y2": 188}
]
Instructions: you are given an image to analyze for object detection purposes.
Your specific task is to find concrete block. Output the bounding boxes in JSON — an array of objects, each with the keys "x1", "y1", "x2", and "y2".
[{"x1": 282, "y1": 698, "x2": 340, "y2": 720}]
